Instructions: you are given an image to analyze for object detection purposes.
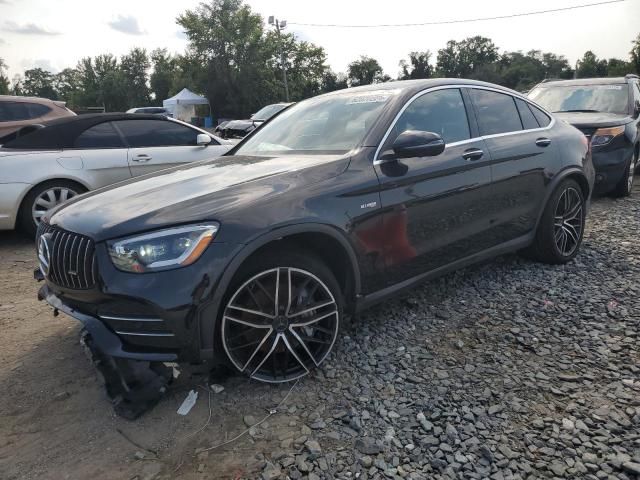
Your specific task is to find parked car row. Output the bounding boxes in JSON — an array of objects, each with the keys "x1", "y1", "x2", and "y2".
[{"x1": 34, "y1": 78, "x2": 598, "y2": 393}]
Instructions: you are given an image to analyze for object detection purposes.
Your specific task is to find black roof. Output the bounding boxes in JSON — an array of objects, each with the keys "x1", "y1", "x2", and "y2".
[{"x1": 0, "y1": 113, "x2": 171, "y2": 149}]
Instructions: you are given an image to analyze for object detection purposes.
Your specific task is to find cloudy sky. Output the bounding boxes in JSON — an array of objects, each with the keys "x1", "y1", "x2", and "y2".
[{"x1": 0, "y1": 0, "x2": 639, "y2": 80}]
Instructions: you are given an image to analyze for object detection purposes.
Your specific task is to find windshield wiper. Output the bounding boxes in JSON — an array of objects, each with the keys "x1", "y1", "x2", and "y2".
[{"x1": 553, "y1": 109, "x2": 601, "y2": 113}]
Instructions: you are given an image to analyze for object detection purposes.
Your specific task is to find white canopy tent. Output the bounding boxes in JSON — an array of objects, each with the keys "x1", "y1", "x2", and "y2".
[{"x1": 162, "y1": 88, "x2": 210, "y2": 123}]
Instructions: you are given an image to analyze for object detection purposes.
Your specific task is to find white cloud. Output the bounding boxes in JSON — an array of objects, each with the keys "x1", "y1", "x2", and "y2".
[
  {"x1": 108, "y1": 15, "x2": 144, "y2": 35},
  {"x1": 3, "y1": 21, "x2": 60, "y2": 36}
]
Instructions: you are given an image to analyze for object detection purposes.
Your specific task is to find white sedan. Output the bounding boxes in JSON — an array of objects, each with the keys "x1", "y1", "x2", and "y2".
[{"x1": 0, "y1": 113, "x2": 232, "y2": 235}]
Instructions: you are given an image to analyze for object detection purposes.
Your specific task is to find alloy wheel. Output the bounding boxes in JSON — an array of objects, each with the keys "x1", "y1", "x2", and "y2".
[
  {"x1": 553, "y1": 186, "x2": 583, "y2": 257},
  {"x1": 222, "y1": 267, "x2": 339, "y2": 383},
  {"x1": 32, "y1": 187, "x2": 78, "y2": 226}
]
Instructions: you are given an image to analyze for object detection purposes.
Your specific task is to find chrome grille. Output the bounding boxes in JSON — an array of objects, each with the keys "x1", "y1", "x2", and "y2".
[{"x1": 37, "y1": 223, "x2": 97, "y2": 289}]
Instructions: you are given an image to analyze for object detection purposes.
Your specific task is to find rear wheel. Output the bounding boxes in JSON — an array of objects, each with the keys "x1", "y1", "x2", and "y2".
[
  {"x1": 525, "y1": 178, "x2": 585, "y2": 264},
  {"x1": 220, "y1": 251, "x2": 342, "y2": 383},
  {"x1": 18, "y1": 180, "x2": 85, "y2": 237}
]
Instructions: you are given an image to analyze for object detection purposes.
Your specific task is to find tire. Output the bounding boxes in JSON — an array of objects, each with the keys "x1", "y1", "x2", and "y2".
[
  {"x1": 611, "y1": 152, "x2": 636, "y2": 198},
  {"x1": 18, "y1": 180, "x2": 84, "y2": 237},
  {"x1": 220, "y1": 249, "x2": 343, "y2": 383},
  {"x1": 525, "y1": 178, "x2": 586, "y2": 264}
]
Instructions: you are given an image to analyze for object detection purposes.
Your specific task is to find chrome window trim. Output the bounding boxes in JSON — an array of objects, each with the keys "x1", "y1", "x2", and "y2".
[
  {"x1": 115, "y1": 330, "x2": 174, "y2": 337},
  {"x1": 373, "y1": 84, "x2": 555, "y2": 166}
]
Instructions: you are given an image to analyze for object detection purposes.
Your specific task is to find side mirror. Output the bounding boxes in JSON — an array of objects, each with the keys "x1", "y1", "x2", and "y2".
[
  {"x1": 197, "y1": 133, "x2": 212, "y2": 146},
  {"x1": 391, "y1": 130, "x2": 445, "y2": 159}
]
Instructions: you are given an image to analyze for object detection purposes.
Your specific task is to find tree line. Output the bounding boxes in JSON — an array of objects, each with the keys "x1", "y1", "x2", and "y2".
[{"x1": 1, "y1": 0, "x2": 639, "y2": 119}]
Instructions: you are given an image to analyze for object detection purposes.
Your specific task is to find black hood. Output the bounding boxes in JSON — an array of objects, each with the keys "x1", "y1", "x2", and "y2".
[
  {"x1": 554, "y1": 111, "x2": 632, "y2": 129},
  {"x1": 49, "y1": 154, "x2": 348, "y2": 241}
]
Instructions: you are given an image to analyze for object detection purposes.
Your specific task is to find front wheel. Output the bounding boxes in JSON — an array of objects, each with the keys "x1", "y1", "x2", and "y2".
[
  {"x1": 220, "y1": 251, "x2": 342, "y2": 383},
  {"x1": 525, "y1": 178, "x2": 586, "y2": 264},
  {"x1": 611, "y1": 153, "x2": 636, "y2": 197}
]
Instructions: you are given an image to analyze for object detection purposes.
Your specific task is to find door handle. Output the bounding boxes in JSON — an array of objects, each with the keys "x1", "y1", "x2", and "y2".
[
  {"x1": 535, "y1": 137, "x2": 551, "y2": 147},
  {"x1": 462, "y1": 148, "x2": 484, "y2": 161},
  {"x1": 132, "y1": 154, "x2": 152, "y2": 162}
]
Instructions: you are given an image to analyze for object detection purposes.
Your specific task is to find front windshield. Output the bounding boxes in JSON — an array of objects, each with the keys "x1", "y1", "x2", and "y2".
[
  {"x1": 237, "y1": 90, "x2": 396, "y2": 156},
  {"x1": 528, "y1": 84, "x2": 629, "y2": 114},
  {"x1": 252, "y1": 104, "x2": 286, "y2": 121}
]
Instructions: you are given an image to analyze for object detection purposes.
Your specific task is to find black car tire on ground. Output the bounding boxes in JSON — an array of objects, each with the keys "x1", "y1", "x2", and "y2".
[
  {"x1": 524, "y1": 178, "x2": 586, "y2": 264},
  {"x1": 18, "y1": 180, "x2": 85, "y2": 238},
  {"x1": 220, "y1": 249, "x2": 343, "y2": 383},
  {"x1": 612, "y1": 152, "x2": 637, "y2": 197}
]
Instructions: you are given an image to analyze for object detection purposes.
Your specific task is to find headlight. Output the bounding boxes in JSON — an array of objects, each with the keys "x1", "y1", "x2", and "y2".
[
  {"x1": 591, "y1": 126, "x2": 624, "y2": 147},
  {"x1": 108, "y1": 224, "x2": 218, "y2": 273}
]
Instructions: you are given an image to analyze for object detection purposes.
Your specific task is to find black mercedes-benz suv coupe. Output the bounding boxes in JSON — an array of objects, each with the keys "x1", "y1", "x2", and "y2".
[
  {"x1": 36, "y1": 79, "x2": 594, "y2": 387},
  {"x1": 529, "y1": 74, "x2": 640, "y2": 197}
]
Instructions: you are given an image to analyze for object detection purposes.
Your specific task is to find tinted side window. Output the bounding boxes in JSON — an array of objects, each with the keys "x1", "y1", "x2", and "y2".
[
  {"x1": 634, "y1": 83, "x2": 640, "y2": 102},
  {"x1": 470, "y1": 89, "x2": 522, "y2": 136},
  {"x1": 75, "y1": 122, "x2": 124, "y2": 148},
  {"x1": 391, "y1": 88, "x2": 470, "y2": 145},
  {"x1": 0, "y1": 102, "x2": 31, "y2": 122},
  {"x1": 114, "y1": 120, "x2": 198, "y2": 147},
  {"x1": 529, "y1": 103, "x2": 551, "y2": 127},
  {"x1": 515, "y1": 99, "x2": 539, "y2": 129},
  {"x1": 26, "y1": 103, "x2": 51, "y2": 119}
]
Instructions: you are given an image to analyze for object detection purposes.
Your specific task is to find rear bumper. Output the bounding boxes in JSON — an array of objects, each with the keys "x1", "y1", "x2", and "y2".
[{"x1": 39, "y1": 284, "x2": 177, "y2": 361}]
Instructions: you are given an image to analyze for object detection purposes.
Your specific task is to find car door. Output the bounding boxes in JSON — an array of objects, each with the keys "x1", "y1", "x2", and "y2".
[
  {"x1": 467, "y1": 87, "x2": 558, "y2": 241},
  {"x1": 373, "y1": 87, "x2": 495, "y2": 287},
  {"x1": 64, "y1": 121, "x2": 132, "y2": 188},
  {"x1": 112, "y1": 119, "x2": 228, "y2": 177}
]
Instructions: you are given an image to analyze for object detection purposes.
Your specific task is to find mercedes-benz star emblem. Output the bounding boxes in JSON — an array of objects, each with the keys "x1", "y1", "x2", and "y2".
[{"x1": 38, "y1": 234, "x2": 51, "y2": 277}]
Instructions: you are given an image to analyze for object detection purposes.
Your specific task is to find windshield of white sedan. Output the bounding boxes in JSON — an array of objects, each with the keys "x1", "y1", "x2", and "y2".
[
  {"x1": 236, "y1": 91, "x2": 395, "y2": 155},
  {"x1": 529, "y1": 84, "x2": 629, "y2": 114}
]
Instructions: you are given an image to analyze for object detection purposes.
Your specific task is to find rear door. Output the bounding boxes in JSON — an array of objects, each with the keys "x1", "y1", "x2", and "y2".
[
  {"x1": 467, "y1": 87, "x2": 558, "y2": 241},
  {"x1": 64, "y1": 121, "x2": 132, "y2": 188},
  {"x1": 112, "y1": 119, "x2": 228, "y2": 176},
  {"x1": 373, "y1": 87, "x2": 495, "y2": 287}
]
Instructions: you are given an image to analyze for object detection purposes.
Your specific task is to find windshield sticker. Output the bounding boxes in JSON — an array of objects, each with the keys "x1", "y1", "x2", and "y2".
[
  {"x1": 597, "y1": 85, "x2": 623, "y2": 90},
  {"x1": 346, "y1": 91, "x2": 397, "y2": 104}
]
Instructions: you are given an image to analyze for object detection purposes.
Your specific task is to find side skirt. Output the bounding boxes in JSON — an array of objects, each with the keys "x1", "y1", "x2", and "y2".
[{"x1": 355, "y1": 234, "x2": 533, "y2": 313}]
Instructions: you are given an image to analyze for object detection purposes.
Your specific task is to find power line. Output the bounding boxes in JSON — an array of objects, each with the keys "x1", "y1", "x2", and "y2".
[{"x1": 288, "y1": 0, "x2": 628, "y2": 28}]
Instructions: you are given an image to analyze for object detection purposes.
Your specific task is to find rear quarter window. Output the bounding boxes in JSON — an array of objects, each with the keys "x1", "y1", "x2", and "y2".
[{"x1": 529, "y1": 104, "x2": 551, "y2": 127}]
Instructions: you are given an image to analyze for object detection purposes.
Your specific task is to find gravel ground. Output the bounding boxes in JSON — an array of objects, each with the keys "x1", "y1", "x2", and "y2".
[{"x1": 1, "y1": 188, "x2": 639, "y2": 480}]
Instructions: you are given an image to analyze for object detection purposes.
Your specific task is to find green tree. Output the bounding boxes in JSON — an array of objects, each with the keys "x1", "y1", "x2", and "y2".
[
  {"x1": 629, "y1": 33, "x2": 640, "y2": 74},
  {"x1": 320, "y1": 71, "x2": 348, "y2": 93},
  {"x1": 54, "y1": 68, "x2": 81, "y2": 106},
  {"x1": 22, "y1": 68, "x2": 58, "y2": 99},
  {"x1": 347, "y1": 56, "x2": 385, "y2": 86},
  {"x1": 577, "y1": 51, "x2": 608, "y2": 78},
  {"x1": 398, "y1": 51, "x2": 433, "y2": 80},
  {"x1": 437, "y1": 36, "x2": 499, "y2": 78},
  {"x1": 0, "y1": 58, "x2": 9, "y2": 95},
  {"x1": 121, "y1": 48, "x2": 151, "y2": 107},
  {"x1": 11, "y1": 74, "x2": 23, "y2": 96},
  {"x1": 264, "y1": 31, "x2": 331, "y2": 101},
  {"x1": 76, "y1": 57, "x2": 99, "y2": 106},
  {"x1": 541, "y1": 52, "x2": 573, "y2": 79},
  {"x1": 178, "y1": 0, "x2": 268, "y2": 117},
  {"x1": 606, "y1": 58, "x2": 631, "y2": 76},
  {"x1": 150, "y1": 48, "x2": 177, "y2": 104}
]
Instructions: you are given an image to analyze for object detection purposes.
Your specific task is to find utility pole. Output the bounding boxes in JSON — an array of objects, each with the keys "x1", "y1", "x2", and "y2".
[{"x1": 269, "y1": 16, "x2": 289, "y2": 102}]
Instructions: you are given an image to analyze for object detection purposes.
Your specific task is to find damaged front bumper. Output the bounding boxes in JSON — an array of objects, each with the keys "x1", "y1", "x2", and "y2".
[
  {"x1": 38, "y1": 283, "x2": 177, "y2": 362},
  {"x1": 37, "y1": 282, "x2": 173, "y2": 419}
]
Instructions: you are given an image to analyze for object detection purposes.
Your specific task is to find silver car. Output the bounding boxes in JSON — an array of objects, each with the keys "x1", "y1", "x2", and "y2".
[{"x1": 0, "y1": 113, "x2": 232, "y2": 235}]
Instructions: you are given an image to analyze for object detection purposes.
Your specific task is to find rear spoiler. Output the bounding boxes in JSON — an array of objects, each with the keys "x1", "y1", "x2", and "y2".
[{"x1": 53, "y1": 100, "x2": 68, "y2": 109}]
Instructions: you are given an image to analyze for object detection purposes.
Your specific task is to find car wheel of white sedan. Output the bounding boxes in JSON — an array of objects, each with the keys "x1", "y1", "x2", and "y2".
[{"x1": 19, "y1": 181, "x2": 85, "y2": 237}]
